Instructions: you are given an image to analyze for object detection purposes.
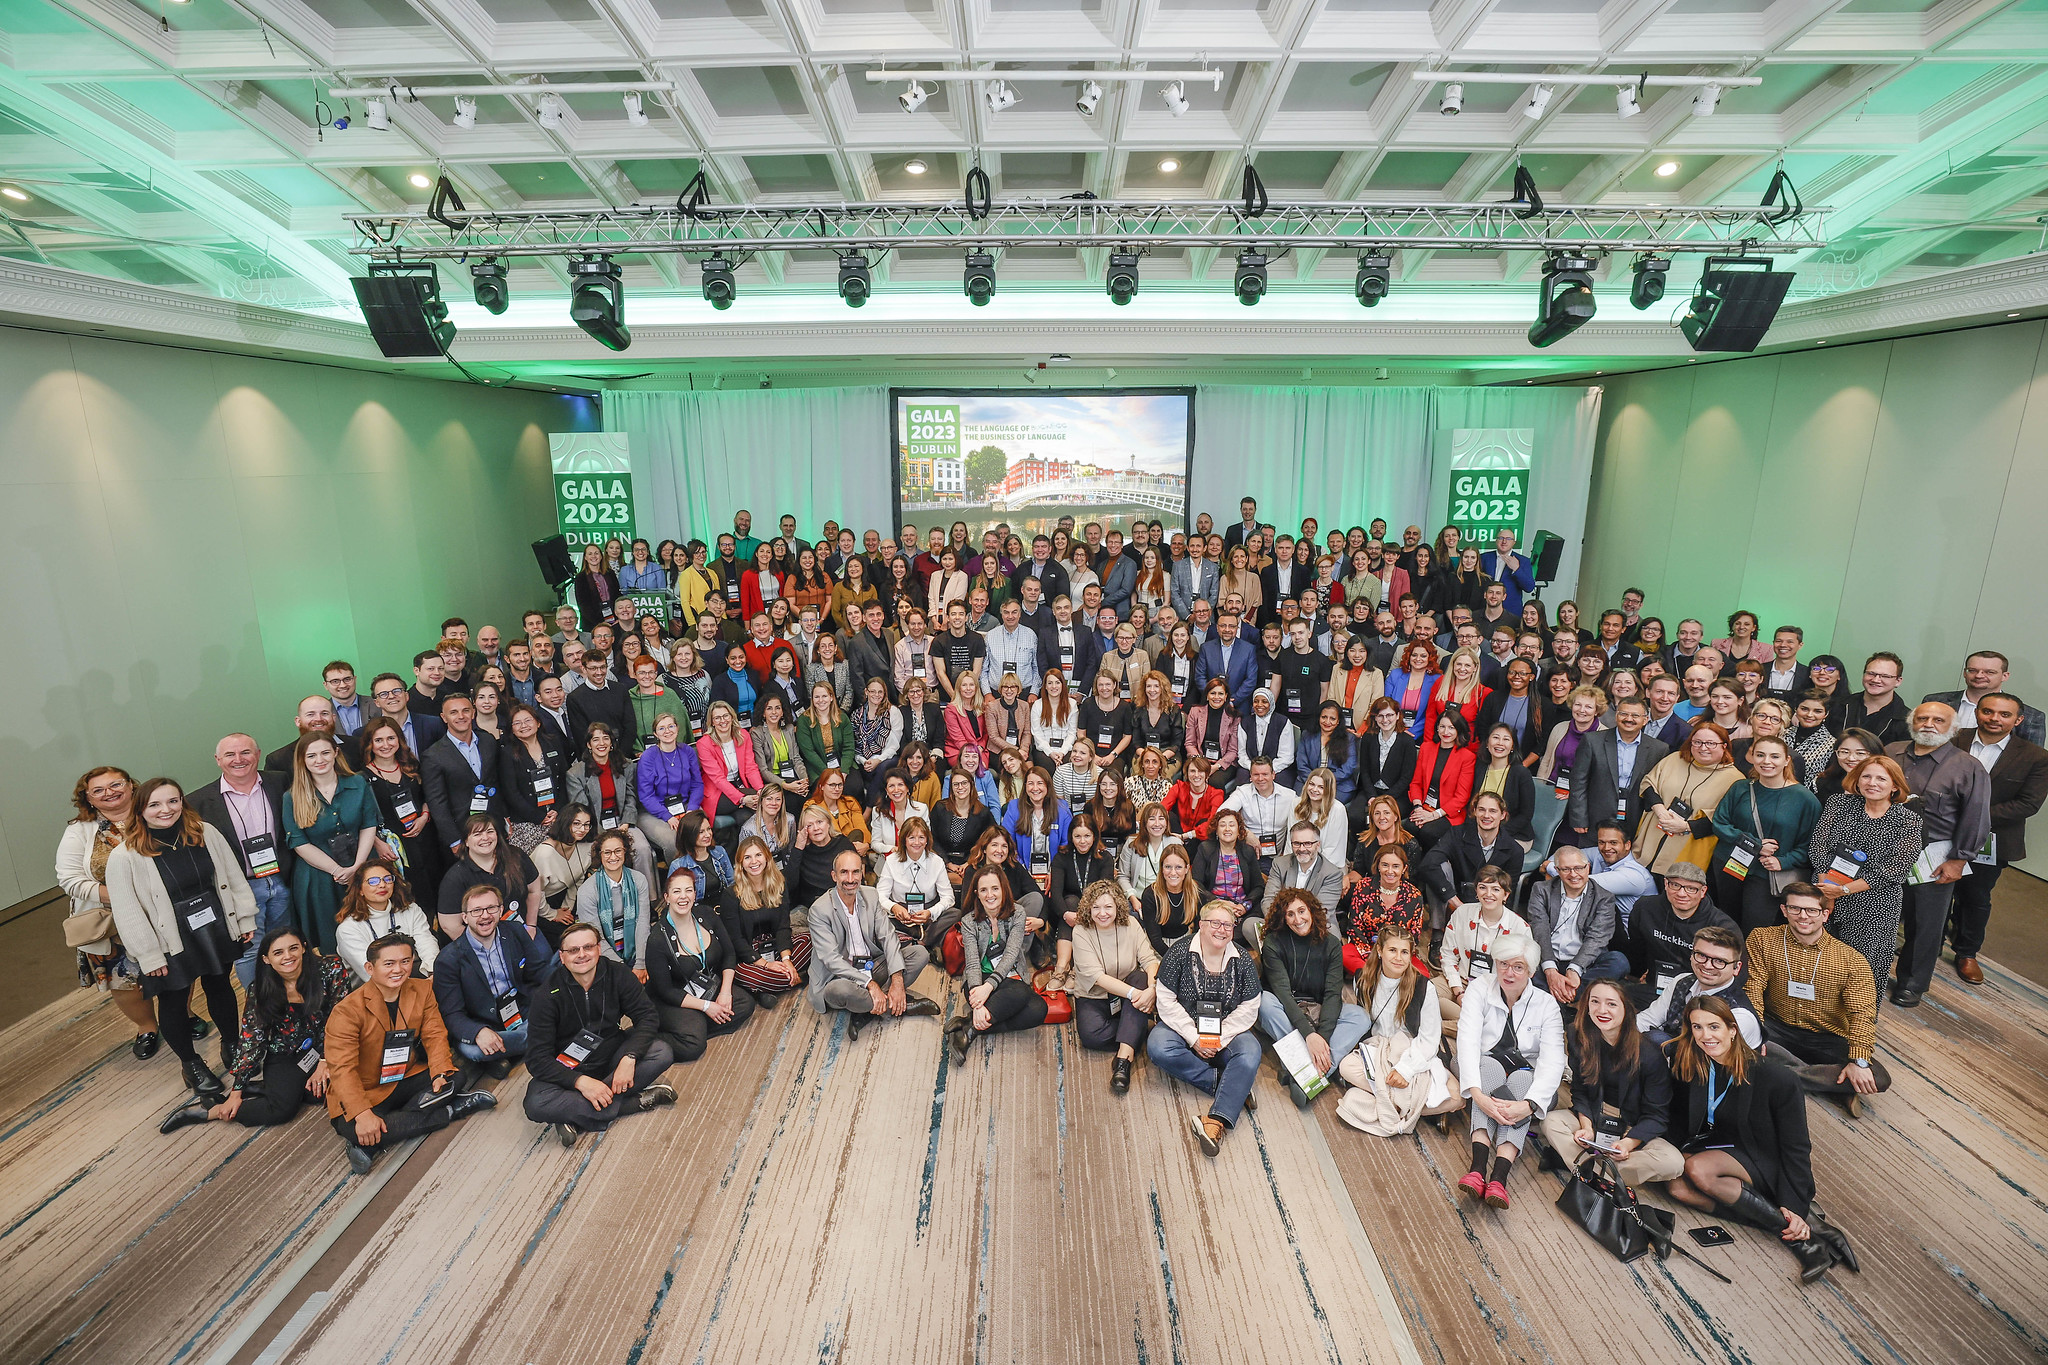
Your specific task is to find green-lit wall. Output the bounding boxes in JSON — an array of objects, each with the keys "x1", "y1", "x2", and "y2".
[
  {"x1": 1582, "y1": 321, "x2": 2047, "y2": 872},
  {"x1": 0, "y1": 325, "x2": 597, "y2": 905}
]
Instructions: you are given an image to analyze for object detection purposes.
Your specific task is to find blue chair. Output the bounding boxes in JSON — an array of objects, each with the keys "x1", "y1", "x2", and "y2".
[{"x1": 1519, "y1": 779, "x2": 1569, "y2": 905}]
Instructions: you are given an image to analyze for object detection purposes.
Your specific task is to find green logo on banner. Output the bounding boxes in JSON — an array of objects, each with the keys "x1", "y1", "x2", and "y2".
[
  {"x1": 904, "y1": 404, "x2": 960, "y2": 459},
  {"x1": 625, "y1": 591, "x2": 669, "y2": 622},
  {"x1": 556, "y1": 472, "x2": 634, "y2": 542},
  {"x1": 1445, "y1": 428, "x2": 1533, "y2": 545}
]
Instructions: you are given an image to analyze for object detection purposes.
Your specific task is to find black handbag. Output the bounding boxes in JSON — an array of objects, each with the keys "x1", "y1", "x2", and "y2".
[{"x1": 1556, "y1": 1153, "x2": 1665, "y2": 1263}]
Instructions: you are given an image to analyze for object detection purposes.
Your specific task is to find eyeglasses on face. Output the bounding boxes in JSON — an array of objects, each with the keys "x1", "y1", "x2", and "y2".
[{"x1": 1690, "y1": 951, "x2": 1739, "y2": 968}]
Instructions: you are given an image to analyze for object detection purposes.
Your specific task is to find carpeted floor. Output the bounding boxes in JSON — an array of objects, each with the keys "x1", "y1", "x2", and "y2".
[{"x1": 3, "y1": 937, "x2": 2047, "y2": 1365}]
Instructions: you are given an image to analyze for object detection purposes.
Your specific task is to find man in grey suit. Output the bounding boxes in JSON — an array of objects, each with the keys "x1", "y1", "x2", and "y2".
[
  {"x1": 807, "y1": 849, "x2": 941, "y2": 1037},
  {"x1": 1563, "y1": 697, "x2": 1669, "y2": 846},
  {"x1": 1257, "y1": 823, "x2": 1345, "y2": 942},
  {"x1": 1170, "y1": 536, "x2": 1221, "y2": 619},
  {"x1": 1522, "y1": 845, "x2": 1627, "y2": 1006}
]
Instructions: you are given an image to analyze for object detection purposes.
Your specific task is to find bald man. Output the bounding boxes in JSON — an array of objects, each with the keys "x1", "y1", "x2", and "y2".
[
  {"x1": 190, "y1": 732, "x2": 298, "y2": 985},
  {"x1": 1884, "y1": 702, "x2": 1992, "y2": 1007}
]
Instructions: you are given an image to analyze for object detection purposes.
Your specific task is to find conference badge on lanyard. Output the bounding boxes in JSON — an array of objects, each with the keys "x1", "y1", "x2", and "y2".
[
  {"x1": 555, "y1": 1026, "x2": 603, "y2": 1070},
  {"x1": 242, "y1": 832, "x2": 280, "y2": 878},
  {"x1": 469, "y1": 784, "x2": 491, "y2": 814},
  {"x1": 378, "y1": 1028, "x2": 418, "y2": 1086}
]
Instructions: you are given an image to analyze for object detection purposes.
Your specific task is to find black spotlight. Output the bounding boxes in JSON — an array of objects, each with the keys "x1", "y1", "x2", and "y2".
[
  {"x1": 838, "y1": 253, "x2": 872, "y2": 308},
  {"x1": 963, "y1": 251, "x2": 996, "y2": 306},
  {"x1": 352, "y1": 262, "x2": 455, "y2": 358},
  {"x1": 1106, "y1": 250, "x2": 1139, "y2": 306},
  {"x1": 469, "y1": 258, "x2": 509, "y2": 315},
  {"x1": 569, "y1": 255, "x2": 631, "y2": 351},
  {"x1": 1354, "y1": 253, "x2": 1391, "y2": 307},
  {"x1": 1629, "y1": 255, "x2": 1669, "y2": 311},
  {"x1": 700, "y1": 255, "x2": 735, "y2": 310},
  {"x1": 1681, "y1": 256, "x2": 1794, "y2": 352},
  {"x1": 1233, "y1": 249, "x2": 1268, "y2": 307},
  {"x1": 1528, "y1": 253, "x2": 1596, "y2": 348}
]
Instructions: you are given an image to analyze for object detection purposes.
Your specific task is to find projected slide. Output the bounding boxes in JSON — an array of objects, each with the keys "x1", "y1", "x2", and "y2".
[{"x1": 893, "y1": 389, "x2": 1192, "y2": 541}]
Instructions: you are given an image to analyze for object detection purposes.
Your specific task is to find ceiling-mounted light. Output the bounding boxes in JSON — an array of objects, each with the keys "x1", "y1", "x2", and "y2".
[
  {"x1": 1521, "y1": 83, "x2": 1553, "y2": 119},
  {"x1": 1076, "y1": 80, "x2": 1102, "y2": 115},
  {"x1": 904, "y1": 158, "x2": 928, "y2": 175},
  {"x1": 407, "y1": 172, "x2": 432, "y2": 189},
  {"x1": 700, "y1": 255, "x2": 735, "y2": 310},
  {"x1": 838, "y1": 253, "x2": 872, "y2": 307},
  {"x1": 470, "y1": 258, "x2": 509, "y2": 315},
  {"x1": 623, "y1": 91, "x2": 648, "y2": 126},
  {"x1": 1106, "y1": 249, "x2": 1139, "y2": 305},
  {"x1": 1692, "y1": 82, "x2": 1722, "y2": 116},
  {"x1": 1629, "y1": 255, "x2": 1669, "y2": 310},
  {"x1": 537, "y1": 93, "x2": 565, "y2": 129},
  {"x1": 365, "y1": 97, "x2": 390, "y2": 130},
  {"x1": 1439, "y1": 82, "x2": 1463, "y2": 115},
  {"x1": 452, "y1": 96, "x2": 476, "y2": 128},
  {"x1": 1354, "y1": 253, "x2": 1391, "y2": 307},
  {"x1": 1615, "y1": 83, "x2": 1641, "y2": 119},
  {"x1": 0, "y1": 186, "x2": 26, "y2": 201},
  {"x1": 569, "y1": 255, "x2": 630, "y2": 351},
  {"x1": 963, "y1": 251, "x2": 996, "y2": 306},
  {"x1": 899, "y1": 79, "x2": 928, "y2": 113},
  {"x1": 1528, "y1": 253, "x2": 1596, "y2": 347},
  {"x1": 1158, "y1": 157, "x2": 1179, "y2": 173},
  {"x1": 1233, "y1": 249, "x2": 1267, "y2": 307},
  {"x1": 985, "y1": 81, "x2": 1017, "y2": 114},
  {"x1": 1655, "y1": 160, "x2": 1680, "y2": 177},
  {"x1": 1161, "y1": 80, "x2": 1189, "y2": 117}
]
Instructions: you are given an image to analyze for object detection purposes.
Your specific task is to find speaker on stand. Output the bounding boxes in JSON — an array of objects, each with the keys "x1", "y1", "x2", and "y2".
[
  {"x1": 532, "y1": 535, "x2": 578, "y2": 609},
  {"x1": 1528, "y1": 530, "x2": 1566, "y2": 602}
]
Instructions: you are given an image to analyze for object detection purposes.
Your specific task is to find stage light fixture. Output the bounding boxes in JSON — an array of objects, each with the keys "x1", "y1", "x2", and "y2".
[
  {"x1": 623, "y1": 92, "x2": 649, "y2": 126},
  {"x1": 1692, "y1": 82, "x2": 1721, "y2": 116},
  {"x1": 1076, "y1": 80, "x2": 1103, "y2": 115},
  {"x1": 985, "y1": 81, "x2": 1018, "y2": 114},
  {"x1": 1162, "y1": 81, "x2": 1189, "y2": 116},
  {"x1": 1629, "y1": 255, "x2": 1669, "y2": 310},
  {"x1": 538, "y1": 93, "x2": 565, "y2": 129},
  {"x1": 470, "y1": 258, "x2": 509, "y2": 315},
  {"x1": 365, "y1": 97, "x2": 390, "y2": 130},
  {"x1": 838, "y1": 253, "x2": 872, "y2": 307},
  {"x1": 1354, "y1": 253, "x2": 1392, "y2": 307},
  {"x1": 1521, "y1": 83, "x2": 1554, "y2": 119},
  {"x1": 1107, "y1": 250, "x2": 1139, "y2": 305},
  {"x1": 408, "y1": 171, "x2": 432, "y2": 189},
  {"x1": 569, "y1": 255, "x2": 630, "y2": 351},
  {"x1": 963, "y1": 251, "x2": 996, "y2": 306},
  {"x1": 1528, "y1": 253, "x2": 1596, "y2": 347},
  {"x1": 700, "y1": 255, "x2": 736, "y2": 310},
  {"x1": 1440, "y1": 82, "x2": 1463, "y2": 115},
  {"x1": 1233, "y1": 249, "x2": 1268, "y2": 307},
  {"x1": 899, "y1": 80, "x2": 928, "y2": 113},
  {"x1": 451, "y1": 97, "x2": 477, "y2": 129},
  {"x1": 1616, "y1": 83, "x2": 1641, "y2": 118}
]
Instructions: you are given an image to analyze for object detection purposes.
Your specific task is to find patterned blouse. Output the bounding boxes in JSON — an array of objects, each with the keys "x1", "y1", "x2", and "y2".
[
  {"x1": 1341, "y1": 879, "x2": 1428, "y2": 952},
  {"x1": 231, "y1": 953, "x2": 354, "y2": 1090}
]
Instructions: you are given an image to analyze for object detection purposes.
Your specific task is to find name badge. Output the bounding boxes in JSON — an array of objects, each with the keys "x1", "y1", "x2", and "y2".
[
  {"x1": 242, "y1": 832, "x2": 280, "y2": 878},
  {"x1": 1467, "y1": 949, "x2": 1494, "y2": 976},
  {"x1": 1554, "y1": 774, "x2": 1571, "y2": 796},
  {"x1": 905, "y1": 889, "x2": 926, "y2": 911},
  {"x1": 1031, "y1": 840, "x2": 1050, "y2": 875},
  {"x1": 1824, "y1": 854, "x2": 1862, "y2": 884},
  {"x1": 1258, "y1": 832, "x2": 1277, "y2": 858},
  {"x1": 778, "y1": 760, "x2": 797, "y2": 781},
  {"x1": 175, "y1": 892, "x2": 218, "y2": 930},
  {"x1": 1655, "y1": 973, "x2": 1678, "y2": 994},
  {"x1": 826, "y1": 754, "x2": 841, "y2": 769},
  {"x1": 378, "y1": 1028, "x2": 418, "y2": 1086},
  {"x1": 555, "y1": 1025, "x2": 603, "y2": 1069},
  {"x1": 469, "y1": 785, "x2": 491, "y2": 813},
  {"x1": 1722, "y1": 843, "x2": 1754, "y2": 880},
  {"x1": 739, "y1": 715, "x2": 752, "y2": 729},
  {"x1": 1204, "y1": 741, "x2": 1220, "y2": 760},
  {"x1": 601, "y1": 813, "x2": 620, "y2": 829},
  {"x1": 496, "y1": 990, "x2": 523, "y2": 1027},
  {"x1": 669, "y1": 798, "x2": 693, "y2": 818},
  {"x1": 1119, "y1": 677, "x2": 1132, "y2": 699},
  {"x1": 725, "y1": 580, "x2": 741, "y2": 601},
  {"x1": 1197, "y1": 1014, "x2": 1223, "y2": 1047},
  {"x1": 912, "y1": 651, "x2": 928, "y2": 677},
  {"x1": 534, "y1": 771, "x2": 555, "y2": 806},
  {"x1": 1787, "y1": 980, "x2": 1817, "y2": 1001},
  {"x1": 393, "y1": 795, "x2": 418, "y2": 820},
  {"x1": 1097, "y1": 728, "x2": 1114, "y2": 748},
  {"x1": 297, "y1": 1040, "x2": 321, "y2": 1074}
]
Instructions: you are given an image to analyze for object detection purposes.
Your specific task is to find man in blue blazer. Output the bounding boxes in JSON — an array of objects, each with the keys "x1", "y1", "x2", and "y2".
[
  {"x1": 1479, "y1": 530, "x2": 1538, "y2": 615},
  {"x1": 1170, "y1": 539, "x2": 1221, "y2": 619},
  {"x1": 433, "y1": 884, "x2": 557, "y2": 1077},
  {"x1": 1193, "y1": 611, "x2": 1261, "y2": 712}
]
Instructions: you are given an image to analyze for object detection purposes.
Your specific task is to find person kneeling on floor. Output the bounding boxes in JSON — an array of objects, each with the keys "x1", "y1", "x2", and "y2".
[
  {"x1": 435, "y1": 884, "x2": 555, "y2": 1081},
  {"x1": 524, "y1": 922, "x2": 677, "y2": 1148},
  {"x1": 1454, "y1": 930, "x2": 1565, "y2": 1210},
  {"x1": 1254, "y1": 888, "x2": 1367, "y2": 1107},
  {"x1": 325, "y1": 933, "x2": 496, "y2": 1175},
  {"x1": 1539, "y1": 978, "x2": 1684, "y2": 1188},
  {"x1": 808, "y1": 847, "x2": 942, "y2": 1037},
  {"x1": 1150, "y1": 901, "x2": 1264, "y2": 1157},
  {"x1": 1664, "y1": 994, "x2": 1858, "y2": 1283},
  {"x1": 1336, "y1": 927, "x2": 1460, "y2": 1137},
  {"x1": 1743, "y1": 884, "x2": 1890, "y2": 1117}
]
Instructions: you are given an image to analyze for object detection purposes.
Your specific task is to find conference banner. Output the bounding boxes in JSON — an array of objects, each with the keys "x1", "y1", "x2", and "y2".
[
  {"x1": 1443, "y1": 428, "x2": 1533, "y2": 546},
  {"x1": 550, "y1": 432, "x2": 635, "y2": 550}
]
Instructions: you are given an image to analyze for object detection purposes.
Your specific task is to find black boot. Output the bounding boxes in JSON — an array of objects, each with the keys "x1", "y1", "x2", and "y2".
[
  {"x1": 1110, "y1": 1057, "x2": 1132, "y2": 1094},
  {"x1": 188, "y1": 1015, "x2": 212, "y2": 1040},
  {"x1": 159, "y1": 1100, "x2": 212, "y2": 1134},
  {"x1": 1717, "y1": 1184, "x2": 1792, "y2": 1234},
  {"x1": 182, "y1": 1056, "x2": 225, "y2": 1102},
  {"x1": 1809, "y1": 1206, "x2": 1860, "y2": 1273},
  {"x1": 345, "y1": 1141, "x2": 376, "y2": 1176},
  {"x1": 1789, "y1": 1236, "x2": 1836, "y2": 1284}
]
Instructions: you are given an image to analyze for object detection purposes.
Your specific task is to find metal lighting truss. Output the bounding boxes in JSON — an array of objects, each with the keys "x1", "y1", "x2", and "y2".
[{"x1": 345, "y1": 198, "x2": 1826, "y2": 261}]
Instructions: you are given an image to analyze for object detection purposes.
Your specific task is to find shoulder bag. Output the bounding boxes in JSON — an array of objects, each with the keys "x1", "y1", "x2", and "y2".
[{"x1": 1750, "y1": 784, "x2": 1798, "y2": 895}]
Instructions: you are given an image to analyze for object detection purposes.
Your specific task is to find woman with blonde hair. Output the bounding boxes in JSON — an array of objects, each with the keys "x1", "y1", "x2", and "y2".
[
  {"x1": 283, "y1": 734, "x2": 377, "y2": 955},
  {"x1": 1425, "y1": 646, "x2": 1492, "y2": 742},
  {"x1": 1337, "y1": 926, "x2": 1459, "y2": 1135},
  {"x1": 721, "y1": 834, "x2": 807, "y2": 998},
  {"x1": 797, "y1": 681, "x2": 857, "y2": 792},
  {"x1": 1070, "y1": 879, "x2": 1161, "y2": 1091},
  {"x1": 1293, "y1": 766, "x2": 1348, "y2": 856},
  {"x1": 943, "y1": 672, "x2": 990, "y2": 768},
  {"x1": 1127, "y1": 744, "x2": 1175, "y2": 809}
]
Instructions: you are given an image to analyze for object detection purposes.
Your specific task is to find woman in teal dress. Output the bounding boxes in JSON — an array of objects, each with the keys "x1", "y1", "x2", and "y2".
[{"x1": 281, "y1": 734, "x2": 378, "y2": 955}]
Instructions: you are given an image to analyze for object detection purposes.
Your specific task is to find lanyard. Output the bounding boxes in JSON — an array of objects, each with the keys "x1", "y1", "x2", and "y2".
[
  {"x1": 1705, "y1": 1065, "x2": 1731, "y2": 1126},
  {"x1": 1782, "y1": 934, "x2": 1822, "y2": 995}
]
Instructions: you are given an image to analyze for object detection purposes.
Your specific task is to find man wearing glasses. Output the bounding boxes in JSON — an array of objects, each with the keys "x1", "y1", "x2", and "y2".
[
  {"x1": 1636, "y1": 925, "x2": 1760, "y2": 1049},
  {"x1": 1744, "y1": 886, "x2": 1892, "y2": 1116},
  {"x1": 1837, "y1": 652, "x2": 1911, "y2": 748},
  {"x1": 367, "y1": 672, "x2": 442, "y2": 756}
]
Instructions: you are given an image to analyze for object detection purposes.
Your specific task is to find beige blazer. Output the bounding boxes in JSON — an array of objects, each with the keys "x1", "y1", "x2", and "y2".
[{"x1": 106, "y1": 824, "x2": 259, "y2": 974}]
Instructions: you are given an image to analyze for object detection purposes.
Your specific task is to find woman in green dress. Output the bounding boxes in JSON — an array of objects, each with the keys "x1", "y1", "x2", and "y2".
[{"x1": 282, "y1": 734, "x2": 378, "y2": 955}]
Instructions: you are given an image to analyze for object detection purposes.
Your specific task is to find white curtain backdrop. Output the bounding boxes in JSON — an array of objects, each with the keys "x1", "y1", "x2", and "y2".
[{"x1": 606, "y1": 383, "x2": 1601, "y2": 593}]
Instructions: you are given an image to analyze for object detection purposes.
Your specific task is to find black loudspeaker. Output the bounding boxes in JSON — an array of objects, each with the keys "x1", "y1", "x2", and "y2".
[
  {"x1": 1681, "y1": 257, "x2": 1794, "y2": 353},
  {"x1": 532, "y1": 534, "x2": 577, "y2": 588},
  {"x1": 351, "y1": 273, "x2": 455, "y2": 358},
  {"x1": 1530, "y1": 530, "x2": 1565, "y2": 584}
]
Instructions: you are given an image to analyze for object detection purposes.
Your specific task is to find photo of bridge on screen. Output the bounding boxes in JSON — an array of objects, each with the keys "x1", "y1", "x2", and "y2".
[{"x1": 892, "y1": 389, "x2": 1192, "y2": 540}]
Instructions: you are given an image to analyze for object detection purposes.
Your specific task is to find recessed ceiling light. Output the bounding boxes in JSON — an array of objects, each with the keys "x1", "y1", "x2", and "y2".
[
  {"x1": 1654, "y1": 161, "x2": 1680, "y2": 177},
  {"x1": 1158, "y1": 157, "x2": 1179, "y2": 173},
  {"x1": 904, "y1": 158, "x2": 927, "y2": 175},
  {"x1": 2009, "y1": 311, "x2": 2021, "y2": 317},
  {"x1": 408, "y1": 172, "x2": 432, "y2": 189},
  {"x1": 0, "y1": 186, "x2": 26, "y2": 201}
]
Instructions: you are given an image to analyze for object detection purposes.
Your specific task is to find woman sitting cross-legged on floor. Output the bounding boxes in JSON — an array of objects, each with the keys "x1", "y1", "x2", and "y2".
[
  {"x1": 1662, "y1": 993, "x2": 1859, "y2": 1283},
  {"x1": 1253, "y1": 888, "x2": 1368, "y2": 1108},
  {"x1": 946, "y1": 866, "x2": 1049, "y2": 1057},
  {"x1": 1068, "y1": 879, "x2": 1161, "y2": 1093},
  {"x1": 1335, "y1": 926, "x2": 1461, "y2": 1137},
  {"x1": 1537, "y1": 977, "x2": 1685, "y2": 1189},
  {"x1": 1454, "y1": 929, "x2": 1565, "y2": 1210}
]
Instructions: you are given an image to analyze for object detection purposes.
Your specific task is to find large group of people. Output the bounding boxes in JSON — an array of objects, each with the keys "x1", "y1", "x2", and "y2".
[{"x1": 56, "y1": 498, "x2": 2046, "y2": 1282}]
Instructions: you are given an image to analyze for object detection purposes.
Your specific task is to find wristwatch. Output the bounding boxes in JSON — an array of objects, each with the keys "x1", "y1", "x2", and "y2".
[{"x1": 1851, "y1": 1058, "x2": 1870, "y2": 1069}]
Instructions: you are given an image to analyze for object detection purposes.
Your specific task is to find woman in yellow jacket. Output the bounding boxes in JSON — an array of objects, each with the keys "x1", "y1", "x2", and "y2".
[
  {"x1": 674, "y1": 541, "x2": 719, "y2": 628},
  {"x1": 1635, "y1": 721, "x2": 1743, "y2": 875}
]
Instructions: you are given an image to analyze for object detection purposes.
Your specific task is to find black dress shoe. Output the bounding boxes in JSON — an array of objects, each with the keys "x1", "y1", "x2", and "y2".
[
  {"x1": 182, "y1": 1057, "x2": 225, "y2": 1102},
  {"x1": 187, "y1": 1015, "x2": 212, "y2": 1040},
  {"x1": 1110, "y1": 1058, "x2": 1132, "y2": 1094},
  {"x1": 132, "y1": 1032, "x2": 161, "y2": 1061},
  {"x1": 634, "y1": 1083, "x2": 678, "y2": 1112},
  {"x1": 846, "y1": 1011, "x2": 868, "y2": 1041},
  {"x1": 1892, "y1": 988, "x2": 1923, "y2": 1009},
  {"x1": 485, "y1": 1057, "x2": 515, "y2": 1080},
  {"x1": 159, "y1": 1101, "x2": 212, "y2": 1135},
  {"x1": 901, "y1": 996, "x2": 942, "y2": 1018},
  {"x1": 445, "y1": 1090, "x2": 499, "y2": 1121}
]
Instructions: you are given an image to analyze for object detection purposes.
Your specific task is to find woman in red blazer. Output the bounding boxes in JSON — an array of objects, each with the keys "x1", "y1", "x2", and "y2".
[
  {"x1": 737, "y1": 542, "x2": 787, "y2": 622},
  {"x1": 1408, "y1": 708, "x2": 1476, "y2": 849},
  {"x1": 695, "y1": 700, "x2": 765, "y2": 831}
]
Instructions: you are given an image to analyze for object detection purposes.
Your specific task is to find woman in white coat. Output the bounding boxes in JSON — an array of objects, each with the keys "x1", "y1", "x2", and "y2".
[{"x1": 1453, "y1": 929, "x2": 1565, "y2": 1211}]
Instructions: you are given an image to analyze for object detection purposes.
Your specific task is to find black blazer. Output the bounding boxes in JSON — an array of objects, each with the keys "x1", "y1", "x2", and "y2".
[
  {"x1": 574, "y1": 569, "x2": 623, "y2": 629},
  {"x1": 1416, "y1": 819, "x2": 1523, "y2": 902},
  {"x1": 432, "y1": 920, "x2": 552, "y2": 1045},
  {"x1": 1953, "y1": 728, "x2": 2048, "y2": 863},
  {"x1": 1191, "y1": 839, "x2": 1266, "y2": 909},
  {"x1": 188, "y1": 771, "x2": 297, "y2": 882},
  {"x1": 1354, "y1": 730, "x2": 1419, "y2": 812},
  {"x1": 1009, "y1": 557, "x2": 1069, "y2": 605},
  {"x1": 1670, "y1": 1057, "x2": 1815, "y2": 1218},
  {"x1": 1034, "y1": 621, "x2": 1102, "y2": 689},
  {"x1": 1565, "y1": 1030, "x2": 1675, "y2": 1145},
  {"x1": 499, "y1": 732, "x2": 572, "y2": 826},
  {"x1": 567, "y1": 679, "x2": 635, "y2": 752},
  {"x1": 1258, "y1": 560, "x2": 1313, "y2": 625},
  {"x1": 1565, "y1": 728, "x2": 1670, "y2": 837},
  {"x1": 1471, "y1": 760, "x2": 1538, "y2": 842},
  {"x1": 420, "y1": 731, "x2": 503, "y2": 852},
  {"x1": 897, "y1": 701, "x2": 948, "y2": 755}
]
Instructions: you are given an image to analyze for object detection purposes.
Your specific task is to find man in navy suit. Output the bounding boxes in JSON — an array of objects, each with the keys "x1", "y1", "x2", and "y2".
[
  {"x1": 1193, "y1": 610, "x2": 1260, "y2": 712},
  {"x1": 434, "y1": 884, "x2": 556, "y2": 1077},
  {"x1": 1479, "y1": 529, "x2": 1537, "y2": 615}
]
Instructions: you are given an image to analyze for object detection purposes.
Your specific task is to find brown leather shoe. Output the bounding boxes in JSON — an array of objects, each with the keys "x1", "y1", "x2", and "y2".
[{"x1": 1956, "y1": 956, "x2": 1984, "y2": 985}]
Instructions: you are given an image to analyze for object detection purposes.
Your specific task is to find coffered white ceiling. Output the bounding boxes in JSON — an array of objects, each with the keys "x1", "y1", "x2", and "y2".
[{"x1": 5, "y1": 0, "x2": 2048, "y2": 382}]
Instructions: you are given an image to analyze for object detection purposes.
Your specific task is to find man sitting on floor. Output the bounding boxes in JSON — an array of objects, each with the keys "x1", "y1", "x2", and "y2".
[
  {"x1": 1637, "y1": 924, "x2": 1761, "y2": 1049},
  {"x1": 808, "y1": 848, "x2": 941, "y2": 1037},
  {"x1": 1744, "y1": 884, "x2": 1892, "y2": 1116},
  {"x1": 434, "y1": 884, "x2": 556, "y2": 1079},
  {"x1": 325, "y1": 934, "x2": 496, "y2": 1175},
  {"x1": 1622, "y1": 861, "x2": 1739, "y2": 1008},
  {"x1": 524, "y1": 922, "x2": 677, "y2": 1148}
]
